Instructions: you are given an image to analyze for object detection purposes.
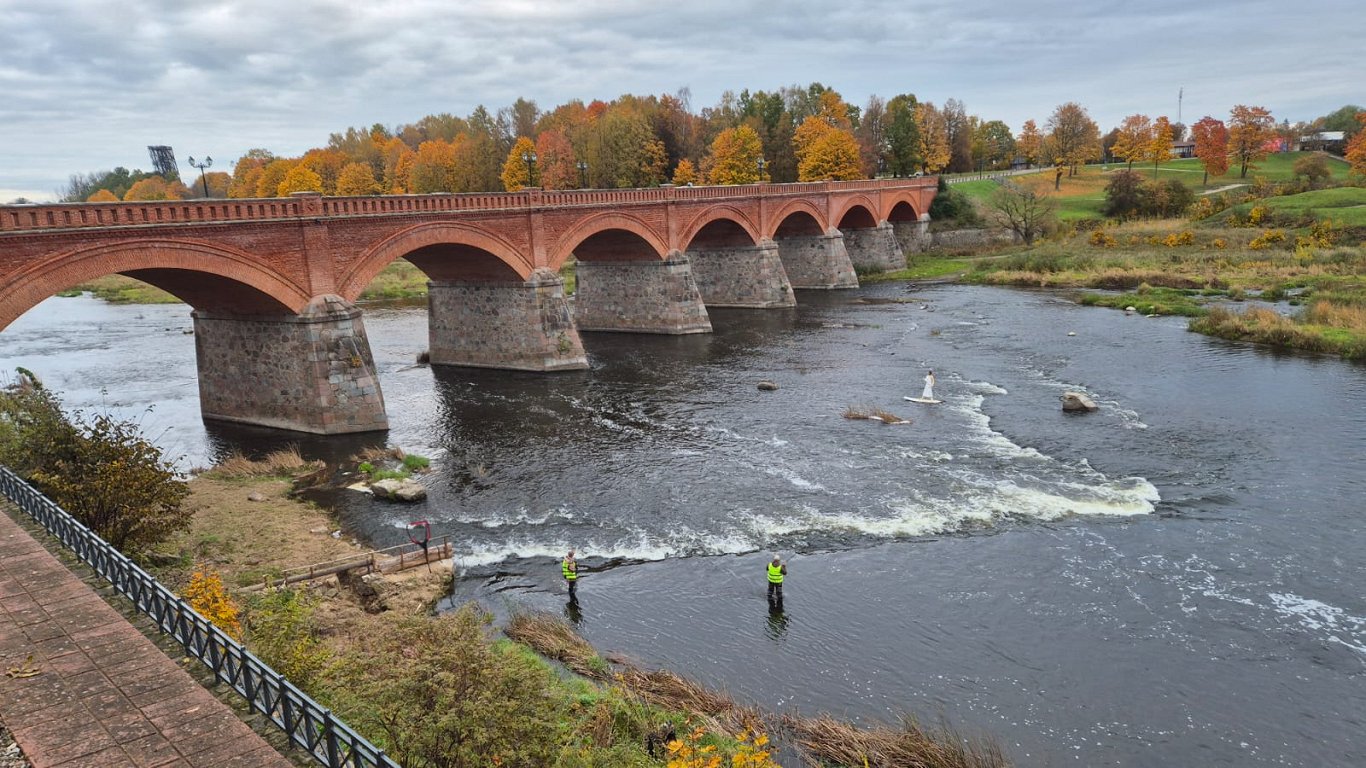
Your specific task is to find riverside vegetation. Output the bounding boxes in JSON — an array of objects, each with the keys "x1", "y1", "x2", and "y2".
[{"x1": 0, "y1": 373, "x2": 1005, "y2": 768}]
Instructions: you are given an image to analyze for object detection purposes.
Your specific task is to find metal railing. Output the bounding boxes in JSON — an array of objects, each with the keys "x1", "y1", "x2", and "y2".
[{"x1": 0, "y1": 465, "x2": 400, "y2": 768}]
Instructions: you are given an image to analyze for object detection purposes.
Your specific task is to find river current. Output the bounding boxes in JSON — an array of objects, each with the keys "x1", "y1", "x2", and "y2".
[{"x1": 2, "y1": 283, "x2": 1362, "y2": 766}]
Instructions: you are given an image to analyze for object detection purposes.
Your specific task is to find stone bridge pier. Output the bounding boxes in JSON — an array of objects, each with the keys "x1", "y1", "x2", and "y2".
[
  {"x1": 428, "y1": 268, "x2": 588, "y2": 371},
  {"x1": 572, "y1": 235, "x2": 712, "y2": 333},
  {"x1": 892, "y1": 214, "x2": 933, "y2": 254},
  {"x1": 193, "y1": 295, "x2": 389, "y2": 434},
  {"x1": 684, "y1": 219, "x2": 795, "y2": 308},
  {"x1": 841, "y1": 221, "x2": 904, "y2": 273}
]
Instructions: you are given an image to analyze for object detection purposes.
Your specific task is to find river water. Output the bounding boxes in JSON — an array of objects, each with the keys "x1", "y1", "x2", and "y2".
[{"x1": 2, "y1": 284, "x2": 1363, "y2": 766}]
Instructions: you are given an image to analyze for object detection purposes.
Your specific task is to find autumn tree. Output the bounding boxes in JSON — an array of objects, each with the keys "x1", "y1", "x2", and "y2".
[
  {"x1": 380, "y1": 137, "x2": 414, "y2": 193},
  {"x1": 410, "y1": 140, "x2": 457, "y2": 193},
  {"x1": 1045, "y1": 102, "x2": 1101, "y2": 177},
  {"x1": 1227, "y1": 105, "x2": 1276, "y2": 178},
  {"x1": 123, "y1": 176, "x2": 186, "y2": 201},
  {"x1": 706, "y1": 125, "x2": 766, "y2": 184},
  {"x1": 277, "y1": 164, "x2": 323, "y2": 196},
  {"x1": 501, "y1": 136, "x2": 539, "y2": 191},
  {"x1": 336, "y1": 162, "x2": 381, "y2": 195},
  {"x1": 1293, "y1": 154, "x2": 1331, "y2": 188},
  {"x1": 914, "y1": 102, "x2": 951, "y2": 173},
  {"x1": 793, "y1": 119, "x2": 863, "y2": 181},
  {"x1": 255, "y1": 159, "x2": 296, "y2": 198},
  {"x1": 973, "y1": 120, "x2": 1015, "y2": 171},
  {"x1": 1111, "y1": 114, "x2": 1152, "y2": 170},
  {"x1": 672, "y1": 158, "x2": 698, "y2": 186},
  {"x1": 1149, "y1": 116, "x2": 1175, "y2": 174},
  {"x1": 1190, "y1": 117, "x2": 1229, "y2": 186},
  {"x1": 534, "y1": 130, "x2": 578, "y2": 190},
  {"x1": 202, "y1": 171, "x2": 231, "y2": 198},
  {"x1": 942, "y1": 98, "x2": 974, "y2": 172},
  {"x1": 1016, "y1": 120, "x2": 1043, "y2": 168},
  {"x1": 87, "y1": 188, "x2": 120, "y2": 202},
  {"x1": 229, "y1": 149, "x2": 274, "y2": 198},
  {"x1": 1344, "y1": 112, "x2": 1366, "y2": 179},
  {"x1": 855, "y1": 95, "x2": 887, "y2": 176}
]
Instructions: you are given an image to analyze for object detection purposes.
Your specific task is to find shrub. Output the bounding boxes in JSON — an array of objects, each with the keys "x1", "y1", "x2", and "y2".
[
  {"x1": 244, "y1": 588, "x2": 331, "y2": 689},
  {"x1": 1102, "y1": 170, "x2": 1145, "y2": 218},
  {"x1": 1088, "y1": 229, "x2": 1117, "y2": 247},
  {"x1": 928, "y1": 177, "x2": 983, "y2": 227},
  {"x1": 1163, "y1": 231, "x2": 1195, "y2": 247},
  {"x1": 183, "y1": 564, "x2": 242, "y2": 639},
  {"x1": 401, "y1": 453, "x2": 431, "y2": 471},
  {"x1": 325, "y1": 605, "x2": 563, "y2": 767},
  {"x1": 0, "y1": 371, "x2": 190, "y2": 553},
  {"x1": 1249, "y1": 229, "x2": 1287, "y2": 250}
]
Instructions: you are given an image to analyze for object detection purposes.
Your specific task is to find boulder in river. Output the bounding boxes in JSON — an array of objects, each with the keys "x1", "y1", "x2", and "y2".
[
  {"x1": 1060, "y1": 392, "x2": 1099, "y2": 412},
  {"x1": 370, "y1": 478, "x2": 428, "y2": 502},
  {"x1": 757, "y1": 380, "x2": 779, "y2": 391}
]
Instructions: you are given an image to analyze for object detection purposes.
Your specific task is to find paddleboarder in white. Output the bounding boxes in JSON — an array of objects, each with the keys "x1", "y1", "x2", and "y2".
[{"x1": 922, "y1": 369, "x2": 936, "y2": 400}]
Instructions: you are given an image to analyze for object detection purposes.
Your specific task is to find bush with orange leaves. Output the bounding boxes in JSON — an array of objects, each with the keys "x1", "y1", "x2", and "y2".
[
  {"x1": 667, "y1": 726, "x2": 779, "y2": 768},
  {"x1": 183, "y1": 564, "x2": 242, "y2": 639}
]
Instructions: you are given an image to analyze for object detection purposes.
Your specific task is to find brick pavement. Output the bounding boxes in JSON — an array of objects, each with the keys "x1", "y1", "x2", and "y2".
[{"x1": 0, "y1": 507, "x2": 296, "y2": 768}]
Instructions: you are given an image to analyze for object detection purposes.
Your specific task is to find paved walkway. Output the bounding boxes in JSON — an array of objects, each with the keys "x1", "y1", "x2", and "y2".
[{"x1": 0, "y1": 506, "x2": 296, "y2": 768}]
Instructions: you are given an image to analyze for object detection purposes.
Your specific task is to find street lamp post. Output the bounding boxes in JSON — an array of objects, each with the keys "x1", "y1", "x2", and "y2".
[
  {"x1": 576, "y1": 160, "x2": 588, "y2": 189},
  {"x1": 756, "y1": 157, "x2": 767, "y2": 182},
  {"x1": 186, "y1": 155, "x2": 213, "y2": 198},
  {"x1": 521, "y1": 150, "x2": 537, "y2": 187}
]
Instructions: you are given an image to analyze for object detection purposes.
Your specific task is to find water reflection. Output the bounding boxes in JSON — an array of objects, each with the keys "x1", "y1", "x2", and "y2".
[{"x1": 764, "y1": 603, "x2": 790, "y2": 641}]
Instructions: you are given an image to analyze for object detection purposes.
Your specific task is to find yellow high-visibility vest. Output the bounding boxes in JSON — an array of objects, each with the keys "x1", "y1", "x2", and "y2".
[
  {"x1": 767, "y1": 563, "x2": 784, "y2": 584},
  {"x1": 563, "y1": 558, "x2": 577, "y2": 581}
]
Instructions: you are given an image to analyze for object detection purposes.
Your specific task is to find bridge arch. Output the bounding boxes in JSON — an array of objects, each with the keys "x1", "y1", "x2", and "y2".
[
  {"x1": 834, "y1": 196, "x2": 880, "y2": 228},
  {"x1": 886, "y1": 196, "x2": 922, "y2": 222},
  {"x1": 768, "y1": 200, "x2": 830, "y2": 238},
  {"x1": 551, "y1": 212, "x2": 668, "y2": 267},
  {"x1": 678, "y1": 205, "x2": 761, "y2": 249},
  {"x1": 0, "y1": 239, "x2": 311, "y2": 331},
  {"x1": 341, "y1": 222, "x2": 534, "y2": 300}
]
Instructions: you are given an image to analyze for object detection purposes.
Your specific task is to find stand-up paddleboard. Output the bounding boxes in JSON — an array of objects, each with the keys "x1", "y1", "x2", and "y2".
[{"x1": 904, "y1": 396, "x2": 942, "y2": 404}]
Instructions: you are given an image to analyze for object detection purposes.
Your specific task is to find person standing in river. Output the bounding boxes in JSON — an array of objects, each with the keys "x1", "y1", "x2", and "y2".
[
  {"x1": 766, "y1": 555, "x2": 787, "y2": 607},
  {"x1": 563, "y1": 549, "x2": 579, "y2": 602}
]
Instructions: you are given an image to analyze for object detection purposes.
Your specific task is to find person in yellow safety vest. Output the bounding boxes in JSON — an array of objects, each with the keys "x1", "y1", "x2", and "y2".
[
  {"x1": 766, "y1": 555, "x2": 787, "y2": 605},
  {"x1": 563, "y1": 549, "x2": 579, "y2": 601}
]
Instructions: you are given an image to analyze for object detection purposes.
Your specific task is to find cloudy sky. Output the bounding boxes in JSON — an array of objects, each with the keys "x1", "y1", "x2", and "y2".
[{"x1": 2, "y1": 0, "x2": 1360, "y2": 201}]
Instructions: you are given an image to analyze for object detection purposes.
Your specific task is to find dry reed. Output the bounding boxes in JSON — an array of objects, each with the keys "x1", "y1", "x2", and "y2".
[
  {"x1": 781, "y1": 713, "x2": 1008, "y2": 768},
  {"x1": 197, "y1": 447, "x2": 323, "y2": 479},
  {"x1": 843, "y1": 406, "x2": 871, "y2": 420}
]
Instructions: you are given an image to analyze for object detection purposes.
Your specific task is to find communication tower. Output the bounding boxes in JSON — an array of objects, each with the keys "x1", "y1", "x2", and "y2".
[{"x1": 147, "y1": 145, "x2": 180, "y2": 180}]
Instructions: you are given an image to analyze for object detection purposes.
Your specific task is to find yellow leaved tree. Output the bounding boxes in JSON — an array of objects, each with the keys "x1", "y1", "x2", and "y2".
[
  {"x1": 672, "y1": 158, "x2": 699, "y2": 186},
  {"x1": 87, "y1": 189, "x2": 120, "y2": 202},
  {"x1": 336, "y1": 162, "x2": 381, "y2": 196},
  {"x1": 793, "y1": 118, "x2": 863, "y2": 181},
  {"x1": 706, "y1": 125, "x2": 766, "y2": 185},
  {"x1": 914, "y1": 102, "x2": 951, "y2": 174},
  {"x1": 502, "y1": 136, "x2": 539, "y2": 191},
  {"x1": 277, "y1": 164, "x2": 323, "y2": 196}
]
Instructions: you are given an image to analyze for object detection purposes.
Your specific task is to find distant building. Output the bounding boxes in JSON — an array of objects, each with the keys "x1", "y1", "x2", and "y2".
[
  {"x1": 1297, "y1": 131, "x2": 1347, "y2": 153},
  {"x1": 1171, "y1": 141, "x2": 1196, "y2": 159}
]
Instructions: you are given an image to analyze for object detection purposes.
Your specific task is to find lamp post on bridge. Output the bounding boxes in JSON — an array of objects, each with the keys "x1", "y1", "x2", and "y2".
[
  {"x1": 756, "y1": 157, "x2": 766, "y2": 183},
  {"x1": 186, "y1": 155, "x2": 213, "y2": 198},
  {"x1": 576, "y1": 160, "x2": 588, "y2": 189},
  {"x1": 521, "y1": 150, "x2": 537, "y2": 188}
]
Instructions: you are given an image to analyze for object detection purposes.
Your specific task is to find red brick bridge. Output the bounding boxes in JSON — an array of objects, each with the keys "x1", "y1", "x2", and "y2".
[{"x1": 0, "y1": 179, "x2": 936, "y2": 433}]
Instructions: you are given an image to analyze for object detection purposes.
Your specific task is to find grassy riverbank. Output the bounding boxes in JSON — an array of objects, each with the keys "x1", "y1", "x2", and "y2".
[{"x1": 154, "y1": 453, "x2": 1002, "y2": 767}]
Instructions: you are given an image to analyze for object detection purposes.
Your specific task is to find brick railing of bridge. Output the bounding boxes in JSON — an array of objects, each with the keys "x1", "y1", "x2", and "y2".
[{"x1": 0, "y1": 178, "x2": 936, "y2": 234}]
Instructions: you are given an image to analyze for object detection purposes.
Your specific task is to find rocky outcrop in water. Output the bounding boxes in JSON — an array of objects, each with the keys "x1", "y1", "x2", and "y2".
[
  {"x1": 1061, "y1": 392, "x2": 1098, "y2": 412},
  {"x1": 370, "y1": 478, "x2": 428, "y2": 502}
]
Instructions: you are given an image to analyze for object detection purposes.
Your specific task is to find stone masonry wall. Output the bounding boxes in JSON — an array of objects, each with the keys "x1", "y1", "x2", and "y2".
[
  {"x1": 428, "y1": 269, "x2": 588, "y2": 371},
  {"x1": 193, "y1": 295, "x2": 388, "y2": 434},
  {"x1": 840, "y1": 222, "x2": 904, "y2": 273},
  {"x1": 774, "y1": 232, "x2": 859, "y2": 289},
  {"x1": 685, "y1": 241, "x2": 795, "y2": 308},
  {"x1": 892, "y1": 220, "x2": 932, "y2": 254},
  {"x1": 574, "y1": 254, "x2": 712, "y2": 334}
]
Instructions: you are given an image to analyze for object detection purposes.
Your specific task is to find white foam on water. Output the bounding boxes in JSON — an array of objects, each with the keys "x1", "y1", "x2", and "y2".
[
  {"x1": 1269, "y1": 593, "x2": 1366, "y2": 655},
  {"x1": 762, "y1": 464, "x2": 826, "y2": 491},
  {"x1": 966, "y1": 380, "x2": 1009, "y2": 395},
  {"x1": 952, "y1": 393, "x2": 1048, "y2": 460}
]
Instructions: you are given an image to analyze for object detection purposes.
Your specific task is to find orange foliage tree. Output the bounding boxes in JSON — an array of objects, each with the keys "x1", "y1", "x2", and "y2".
[
  {"x1": 1190, "y1": 116, "x2": 1230, "y2": 186},
  {"x1": 277, "y1": 164, "x2": 323, "y2": 196},
  {"x1": 914, "y1": 102, "x2": 951, "y2": 173},
  {"x1": 1345, "y1": 112, "x2": 1366, "y2": 179},
  {"x1": 501, "y1": 136, "x2": 539, "y2": 191},
  {"x1": 672, "y1": 158, "x2": 698, "y2": 186},
  {"x1": 123, "y1": 176, "x2": 186, "y2": 201},
  {"x1": 228, "y1": 149, "x2": 274, "y2": 198},
  {"x1": 1016, "y1": 119, "x2": 1043, "y2": 167},
  {"x1": 535, "y1": 130, "x2": 578, "y2": 189},
  {"x1": 87, "y1": 189, "x2": 120, "y2": 202},
  {"x1": 1044, "y1": 102, "x2": 1101, "y2": 176},
  {"x1": 255, "y1": 159, "x2": 296, "y2": 198},
  {"x1": 1227, "y1": 105, "x2": 1276, "y2": 178},
  {"x1": 1111, "y1": 114, "x2": 1152, "y2": 169},
  {"x1": 1149, "y1": 116, "x2": 1175, "y2": 173},
  {"x1": 410, "y1": 140, "x2": 457, "y2": 193},
  {"x1": 793, "y1": 118, "x2": 863, "y2": 181},
  {"x1": 336, "y1": 162, "x2": 381, "y2": 195},
  {"x1": 706, "y1": 125, "x2": 766, "y2": 185}
]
